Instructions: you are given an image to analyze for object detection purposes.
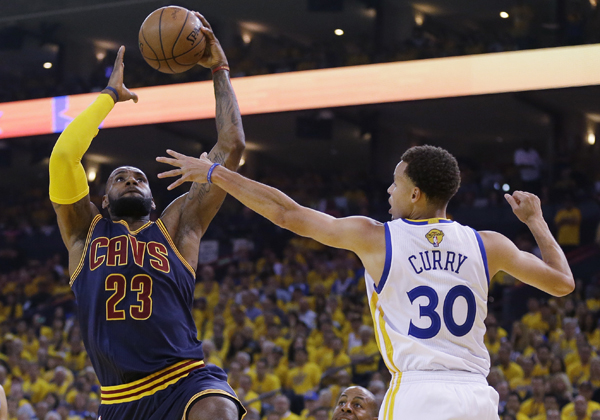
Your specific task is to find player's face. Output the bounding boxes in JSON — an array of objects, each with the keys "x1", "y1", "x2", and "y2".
[
  {"x1": 332, "y1": 387, "x2": 377, "y2": 420},
  {"x1": 103, "y1": 166, "x2": 155, "y2": 218},
  {"x1": 387, "y1": 161, "x2": 415, "y2": 220}
]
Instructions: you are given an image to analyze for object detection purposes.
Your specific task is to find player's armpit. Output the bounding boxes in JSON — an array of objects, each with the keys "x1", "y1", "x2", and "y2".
[
  {"x1": 479, "y1": 230, "x2": 574, "y2": 297},
  {"x1": 53, "y1": 196, "x2": 99, "y2": 252}
]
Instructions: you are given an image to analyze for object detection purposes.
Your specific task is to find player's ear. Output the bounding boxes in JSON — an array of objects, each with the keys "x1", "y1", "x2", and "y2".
[
  {"x1": 151, "y1": 199, "x2": 156, "y2": 210},
  {"x1": 411, "y1": 187, "x2": 421, "y2": 203},
  {"x1": 102, "y1": 195, "x2": 109, "y2": 209}
]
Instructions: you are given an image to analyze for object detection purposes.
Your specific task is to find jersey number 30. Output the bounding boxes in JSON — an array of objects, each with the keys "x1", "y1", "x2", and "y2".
[
  {"x1": 407, "y1": 285, "x2": 476, "y2": 339},
  {"x1": 105, "y1": 274, "x2": 153, "y2": 320}
]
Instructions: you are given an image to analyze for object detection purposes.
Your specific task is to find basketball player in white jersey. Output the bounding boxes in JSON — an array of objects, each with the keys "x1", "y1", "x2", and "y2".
[{"x1": 157, "y1": 145, "x2": 574, "y2": 420}]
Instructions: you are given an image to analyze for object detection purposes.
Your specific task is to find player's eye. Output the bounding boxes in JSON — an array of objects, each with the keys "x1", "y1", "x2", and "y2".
[
  {"x1": 355, "y1": 403, "x2": 362, "y2": 408},
  {"x1": 116, "y1": 177, "x2": 124, "y2": 181}
]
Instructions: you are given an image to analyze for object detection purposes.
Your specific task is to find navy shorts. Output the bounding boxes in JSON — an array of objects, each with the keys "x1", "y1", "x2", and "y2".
[{"x1": 98, "y1": 364, "x2": 246, "y2": 420}]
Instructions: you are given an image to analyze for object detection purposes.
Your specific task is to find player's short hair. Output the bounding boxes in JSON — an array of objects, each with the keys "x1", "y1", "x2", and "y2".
[{"x1": 400, "y1": 145, "x2": 461, "y2": 206}]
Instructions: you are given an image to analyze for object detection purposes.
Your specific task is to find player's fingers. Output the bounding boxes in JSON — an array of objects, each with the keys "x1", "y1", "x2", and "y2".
[
  {"x1": 127, "y1": 89, "x2": 139, "y2": 103},
  {"x1": 167, "y1": 178, "x2": 185, "y2": 190},
  {"x1": 156, "y1": 156, "x2": 181, "y2": 167},
  {"x1": 195, "y1": 13, "x2": 212, "y2": 30},
  {"x1": 115, "y1": 46, "x2": 125, "y2": 68},
  {"x1": 157, "y1": 169, "x2": 182, "y2": 179},
  {"x1": 504, "y1": 194, "x2": 519, "y2": 210},
  {"x1": 166, "y1": 149, "x2": 187, "y2": 159}
]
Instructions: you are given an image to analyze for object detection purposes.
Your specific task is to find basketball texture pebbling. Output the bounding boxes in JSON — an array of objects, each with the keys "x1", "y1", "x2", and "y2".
[{"x1": 138, "y1": 6, "x2": 207, "y2": 74}]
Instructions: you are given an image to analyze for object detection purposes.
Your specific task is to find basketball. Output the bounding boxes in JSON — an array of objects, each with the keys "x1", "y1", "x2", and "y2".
[{"x1": 138, "y1": 6, "x2": 207, "y2": 74}]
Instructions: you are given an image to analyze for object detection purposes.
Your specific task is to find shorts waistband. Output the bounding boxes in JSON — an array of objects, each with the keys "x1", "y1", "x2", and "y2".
[
  {"x1": 100, "y1": 359, "x2": 205, "y2": 405},
  {"x1": 399, "y1": 371, "x2": 488, "y2": 385}
]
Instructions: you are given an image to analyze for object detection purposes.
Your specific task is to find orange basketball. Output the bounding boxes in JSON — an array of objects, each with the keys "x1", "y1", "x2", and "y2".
[{"x1": 138, "y1": 6, "x2": 207, "y2": 74}]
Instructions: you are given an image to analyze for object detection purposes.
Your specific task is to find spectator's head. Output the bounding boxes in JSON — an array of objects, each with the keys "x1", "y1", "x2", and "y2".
[
  {"x1": 531, "y1": 376, "x2": 546, "y2": 398},
  {"x1": 536, "y1": 343, "x2": 551, "y2": 365},
  {"x1": 304, "y1": 391, "x2": 320, "y2": 412},
  {"x1": 314, "y1": 407, "x2": 330, "y2": 420},
  {"x1": 591, "y1": 409, "x2": 600, "y2": 420},
  {"x1": 575, "y1": 395, "x2": 588, "y2": 417},
  {"x1": 506, "y1": 392, "x2": 521, "y2": 415},
  {"x1": 239, "y1": 374, "x2": 252, "y2": 393},
  {"x1": 358, "y1": 326, "x2": 373, "y2": 345},
  {"x1": 293, "y1": 347, "x2": 308, "y2": 365},
  {"x1": 332, "y1": 386, "x2": 378, "y2": 420},
  {"x1": 578, "y1": 342, "x2": 592, "y2": 364},
  {"x1": 579, "y1": 381, "x2": 594, "y2": 401},
  {"x1": 273, "y1": 395, "x2": 291, "y2": 415},
  {"x1": 498, "y1": 342, "x2": 512, "y2": 365},
  {"x1": 35, "y1": 401, "x2": 49, "y2": 420},
  {"x1": 543, "y1": 394, "x2": 559, "y2": 412}
]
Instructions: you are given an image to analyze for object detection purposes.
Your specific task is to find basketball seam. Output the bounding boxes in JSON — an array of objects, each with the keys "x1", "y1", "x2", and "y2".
[
  {"x1": 171, "y1": 10, "x2": 189, "y2": 66},
  {"x1": 141, "y1": 28, "x2": 161, "y2": 71},
  {"x1": 158, "y1": 8, "x2": 175, "y2": 74}
]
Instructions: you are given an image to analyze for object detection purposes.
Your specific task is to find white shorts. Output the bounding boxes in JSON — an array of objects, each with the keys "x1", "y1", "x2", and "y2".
[{"x1": 380, "y1": 371, "x2": 499, "y2": 420}]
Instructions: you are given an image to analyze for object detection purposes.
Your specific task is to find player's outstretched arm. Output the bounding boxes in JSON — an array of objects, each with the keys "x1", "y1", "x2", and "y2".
[
  {"x1": 160, "y1": 13, "x2": 244, "y2": 269},
  {"x1": 50, "y1": 46, "x2": 137, "y2": 269},
  {"x1": 157, "y1": 151, "x2": 386, "y2": 278},
  {"x1": 479, "y1": 191, "x2": 574, "y2": 297}
]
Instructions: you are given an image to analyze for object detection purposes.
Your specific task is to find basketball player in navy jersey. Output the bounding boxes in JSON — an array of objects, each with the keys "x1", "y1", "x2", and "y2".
[
  {"x1": 50, "y1": 15, "x2": 245, "y2": 420},
  {"x1": 157, "y1": 145, "x2": 574, "y2": 420}
]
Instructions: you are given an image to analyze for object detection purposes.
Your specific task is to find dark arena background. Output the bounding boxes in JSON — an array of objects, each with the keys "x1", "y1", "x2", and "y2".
[{"x1": 0, "y1": 1, "x2": 599, "y2": 419}]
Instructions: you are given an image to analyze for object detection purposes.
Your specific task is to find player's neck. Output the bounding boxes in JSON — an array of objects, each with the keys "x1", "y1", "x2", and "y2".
[
  {"x1": 408, "y1": 205, "x2": 447, "y2": 220},
  {"x1": 111, "y1": 215, "x2": 151, "y2": 230}
]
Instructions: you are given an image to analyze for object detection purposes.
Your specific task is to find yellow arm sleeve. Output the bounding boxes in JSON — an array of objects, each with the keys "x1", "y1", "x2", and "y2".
[{"x1": 49, "y1": 94, "x2": 115, "y2": 204}]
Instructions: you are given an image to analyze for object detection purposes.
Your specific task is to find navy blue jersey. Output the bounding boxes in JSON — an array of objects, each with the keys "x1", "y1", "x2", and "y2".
[{"x1": 71, "y1": 215, "x2": 204, "y2": 386}]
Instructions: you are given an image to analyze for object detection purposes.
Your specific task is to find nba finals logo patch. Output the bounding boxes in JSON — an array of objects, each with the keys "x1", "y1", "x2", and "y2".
[{"x1": 425, "y1": 229, "x2": 444, "y2": 247}]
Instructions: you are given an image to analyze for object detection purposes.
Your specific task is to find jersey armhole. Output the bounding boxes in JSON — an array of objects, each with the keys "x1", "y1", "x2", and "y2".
[
  {"x1": 70, "y1": 214, "x2": 103, "y2": 287},
  {"x1": 374, "y1": 222, "x2": 392, "y2": 294},
  {"x1": 155, "y1": 219, "x2": 196, "y2": 277},
  {"x1": 472, "y1": 229, "x2": 490, "y2": 287}
]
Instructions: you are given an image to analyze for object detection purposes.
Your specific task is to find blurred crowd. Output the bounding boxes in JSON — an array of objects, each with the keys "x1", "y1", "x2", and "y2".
[{"x1": 0, "y1": 146, "x2": 593, "y2": 420}]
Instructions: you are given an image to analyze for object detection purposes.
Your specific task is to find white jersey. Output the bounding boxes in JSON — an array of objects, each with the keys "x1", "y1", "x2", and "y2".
[{"x1": 365, "y1": 217, "x2": 490, "y2": 378}]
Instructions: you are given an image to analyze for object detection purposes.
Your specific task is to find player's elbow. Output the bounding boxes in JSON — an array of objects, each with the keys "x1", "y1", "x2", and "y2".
[{"x1": 552, "y1": 275, "x2": 575, "y2": 297}]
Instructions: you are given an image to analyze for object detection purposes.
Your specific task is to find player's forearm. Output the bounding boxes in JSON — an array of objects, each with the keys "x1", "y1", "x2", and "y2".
[
  {"x1": 49, "y1": 94, "x2": 114, "y2": 204},
  {"x1": 210, "y1": 166, "x2": 299, "y2": 229},
  {"x1": 527, "y1": 217, "x2": 573, "y2": 281},
  {"x1": 212, "y1": 70, "x2": 245, "y2": 164}
]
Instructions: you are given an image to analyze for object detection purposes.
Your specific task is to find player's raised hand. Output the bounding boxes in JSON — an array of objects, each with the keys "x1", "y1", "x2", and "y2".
[
  {"x1": 193, "y1": 13, "x2": 228, "y2": 70},
  {"x1": 156, "y1": 150, "x2": 215, "y2": 190},
  {"x1": 103, "y1": 46, "x2": 138, "y2": 103},
  {"x1": 505, "y1": 191, "x2": 543, "y2": 225}
]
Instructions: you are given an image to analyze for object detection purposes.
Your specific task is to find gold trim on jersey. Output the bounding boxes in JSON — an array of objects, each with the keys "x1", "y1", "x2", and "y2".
[
  {"x1": 113, "y1": 219, "x2": 153, "y2": 235},
  {"x1": 181, "y1": 389, "x2": 247, "y2": 420},
  {"x1": 369, "y1": 293, "x2": 400, "y2": 374},
  {"x1": 100, "y1": 359, "x2": 205, "y2": 404},
  {"x1": 155, "y1": 219, "x2": 196, "y2": 277},
  {"x1": 70, "y1": 214, "x2": 103, "y2": 287},
  {"x1": 405, "y1": 217, "x2": 451, "y2": 224}
]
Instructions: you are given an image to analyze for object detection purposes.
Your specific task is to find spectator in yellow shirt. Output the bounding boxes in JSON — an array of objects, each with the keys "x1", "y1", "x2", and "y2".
[
  {"x1": 505, "y1": 392, "x2": 531, "y2": 420},
  {"x1": 250, "y1": 359, "x2": 281, "y2": 396},
  {"x1": 300, "y1": 391, "x2": 320, "y2": 420},
  {"x1": 554, "y1": 197, "x2": 581, "y2": 252},
  {"x1": 519, "y1": 376, "x2": 546, "y2": 418},
  {"x1": 498, "y1": 343, "x2": 525, "y2": 383},
  {"x1": 530, "y1": 394, "x2": 560, "y2": 420},
  {"x1": 286, "y1": 348, "x2": 322, "y2": 396},
  {"x1": 567, "y1": 343, "x2": 593, "y2": 385},
  {"x1": 561, "y1": 382, "x2": 600, "y2": 420},
  {"x1": 562, "y1": 395, "x2": 595, "y2": 420},
  {"x1": 272, "y1": 394, "x2": 301, "y2": 420},
  {"x1": 521, "y1": 299, "x2": 549, "y2": 334},
  {"x1": 349, "y1": 327, "x2": 380, "y2": 384},
  {"x1": 532, "y1": 343, "x2": 552, "y2": 377},
  {"x1": 237, "y1": 374, "x2": 261, "y2": 415},
  {"x1": 21, "y1": 362, "x2": 50, "y2": 404}
]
